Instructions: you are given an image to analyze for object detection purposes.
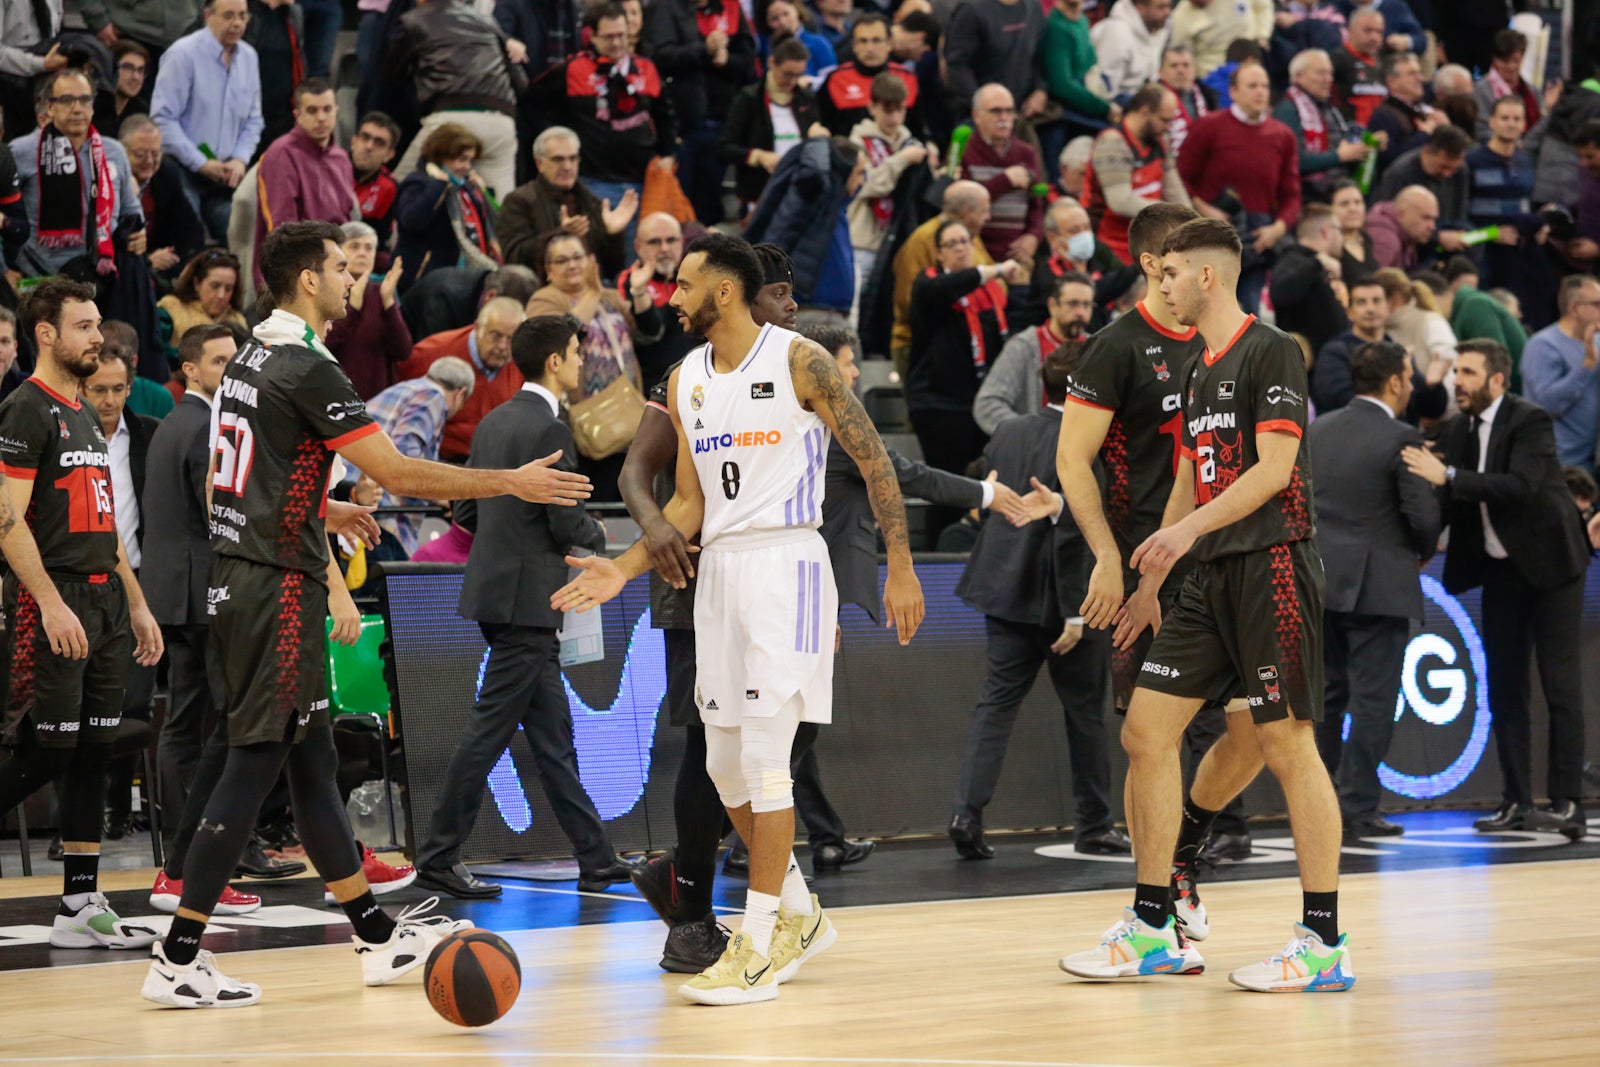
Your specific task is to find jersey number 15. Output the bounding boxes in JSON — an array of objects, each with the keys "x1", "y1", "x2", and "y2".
[{"x1": 54, "y1": 467, "x2": 115, "y2": 533}]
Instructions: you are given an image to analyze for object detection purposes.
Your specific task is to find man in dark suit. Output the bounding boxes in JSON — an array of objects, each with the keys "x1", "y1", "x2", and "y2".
[
  {"x1": 950, "y1": 341, "x2": 1130, "y2": 858},
  {"x1": 1309, "y1": 341, "x2": 1441, "y2": 840},
  {"x1": 1403, "y1": 339, "x2": 1590, "y2": 839},
  {"x1": 414, "y1": 314, "x2": 639, "y2": 898},
  {"x1": 144, "y1": 324, "x2": 237, "y2": 838}
]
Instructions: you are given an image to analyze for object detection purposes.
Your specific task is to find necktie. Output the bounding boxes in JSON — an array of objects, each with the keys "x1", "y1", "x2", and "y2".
[{"x1": 1467, "y1": 416, "x2": 1482, "y2": 471}]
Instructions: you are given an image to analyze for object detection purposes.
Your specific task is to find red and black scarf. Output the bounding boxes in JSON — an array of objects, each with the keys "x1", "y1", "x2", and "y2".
[
  {"x1": 929, "y1": 266, "x2": 1007, "y2": 368},
  {"x1": 36, "y1": 122, "x2": 116, "y2": 273},
  {"x1": 861, "y1": 131, "x2": 896, "y2": 228}
]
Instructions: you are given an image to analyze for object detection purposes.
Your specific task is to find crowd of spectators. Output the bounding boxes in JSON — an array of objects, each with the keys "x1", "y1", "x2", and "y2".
[{"x1": 3, "y1": 0, "x2": 1598, "y2": 535}]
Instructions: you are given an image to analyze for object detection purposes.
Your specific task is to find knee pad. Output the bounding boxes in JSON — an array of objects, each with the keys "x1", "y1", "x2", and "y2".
[
  {"x1": 703, "y1": 724, "x2": 750, "y2": 810},
  {"x1": 741, "y1": 701, "x2": 799, "y2": 815}
]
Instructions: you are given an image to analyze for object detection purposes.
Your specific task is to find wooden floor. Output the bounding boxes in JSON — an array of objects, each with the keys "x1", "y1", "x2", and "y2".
[{"x1": 0, "y1": 860, "x2": 1594, "y2": 1067}]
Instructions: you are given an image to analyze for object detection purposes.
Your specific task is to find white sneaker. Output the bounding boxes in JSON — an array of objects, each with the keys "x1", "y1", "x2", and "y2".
[
  {"x1": 355, "y1": 896, "x2": 474, "y2": 987},
  {"x1": 1228, "y1": 924, "x2": 1355, "y2": 993},
  {"x1": 141, "y1": 942, "x2": 262, "y2": 1008},
  {"x1": 50, "y1": 893, "x2": 160, "y2": 949},
  {"x1": 1172, "y1": 869, "x2": 1209, "y2": 941},
  {"x1": 1059, "y1": 908, "x2": 1201, "y2": 979}
]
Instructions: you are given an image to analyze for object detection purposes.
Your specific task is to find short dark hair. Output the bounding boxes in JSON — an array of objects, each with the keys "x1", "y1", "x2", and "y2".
[
  {"x1": 934, "y1": 217, "x2": 970, "y2": 250},
  {"x1": 1350, "y1": 340, "x2": 1408, "y2": 397},
  {"x1": 1160, "y1": 217, "x2": 1243, "y2": 260},
  {"x1": 18, "y1": 277, "x2": 98, "y2": 347},
  {"x1": 511, "y1": 314, "x2": 583, "y2": 380},
  {"x1": 685, "y1": 233, "x2": 763, "y2": 304},
  {"x1": 1458, "y1": 337, "x2": 1512, "y2": 383},
  {"x1": 1414, "y1": 270, "x2": 1449, "y2": 296},
  {"x1": 1048, "y1": 270, "x2": 1095, "y2": 303},
  {"x1": 771, "y1": 36, "x2": 810, "y2": 66},
  {"x1": 583, "y1": 0, "x2": 628, "y2": 29},
  {"x1": 1328, "y1": 177, "x2": 1362, "y2": 201},
  {"x1": 1296, "y1": 203, "x2": 1337, "y2": 240},
  {"x1": 1492, "y1": 28, "x2": 1527, "y2": 61},
  {"x1": 1576, "y1": 119, "x2": 1600, "y2": 150},
  {"x1": 1348, "y1": 277, "x2": 1387, "y2": 302},
  {"x1": 259, "y1": 221, "x2": 347, "y2": 304},
  {"x1": 112, "y1": 39, "x2": 151, "y2": 67},
  {"x1": 1224, "y1": 38, "x2": 1264, "y2": 66},
  {"x1": 1425, "y1": 124, "x2": 1471, "y2": 158},
  {"x1": 1490, "y1": 93, "x2": 1527, "y2": 117},
  {"x1": 292, "y1": 77, "x2": 335, "y2": 105},
  {"x1": 1042, "y1": 338, "x2": 1087, "y2": 403},
  {"x1": 174, "y1": 247, "x2": 244, "y2": 309},
  {"x1": 1127, "y1": 83, "x2": 1168, "y2": 115},
  {"x1": 179, "y1": 322, "x2": 239, "y2": 368},
  {"x1": 357, "y1": 111, "x2": 402, "y2": 148},
  {"x1": 1227, "y1": 55, "x2": 1264, "y2": 88},
  {"x1": 852, "y1": 10, "x2": 890, "y2": 37},
  {"x1": 898, "y1": 10, "x2": 940, "y2": 48},
  {"x1": 1444, "y1": 254, "x2": 1479, "y2": 284},
  {"x1": 419, "y1": 122, "x2": 482, "y2": 166},
  {"x1": 1380, "y1": 50, "x2": 1420, "y2": 83},
  {"x1": 1129, "y1": 202, "x2": 1200, "y2": 264},
  {"x1": 97, "y1": 320, "x2": 139, "y2": 379},
  {"x1": 800, "y1": 321, "x2": 861, "y2": 359},
  {"x1": 870, "y1": 70, "x2": 907, "y2": 106},
  {"x1": 42, "y1": 67, "x2": 92, "y2": 102},
  {"x1": 1559, "y1": 274, "x2": 1600, "y2": 316}
]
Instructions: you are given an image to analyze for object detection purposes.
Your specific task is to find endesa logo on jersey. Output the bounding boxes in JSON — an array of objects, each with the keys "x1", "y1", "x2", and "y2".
[{"x1": 693, "y1": 429, "x2": 783, "y2": 454}]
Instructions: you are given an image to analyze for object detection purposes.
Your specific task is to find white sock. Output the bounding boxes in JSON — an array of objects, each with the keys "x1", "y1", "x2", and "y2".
[
  {"x1": 780, "y1": 855, "x2": 813, "y2": 916},
  {"x1": 62, "y1": 892, "x2": 93, "y2": 911},
  {"x1": 741, "y1": 890, "x2": 781, "y2": 957}
]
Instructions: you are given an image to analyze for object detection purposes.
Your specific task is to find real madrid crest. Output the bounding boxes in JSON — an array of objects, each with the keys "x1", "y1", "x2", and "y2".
[{"x1": 690, "y1": 384, "x2": 705, "y2": 411}]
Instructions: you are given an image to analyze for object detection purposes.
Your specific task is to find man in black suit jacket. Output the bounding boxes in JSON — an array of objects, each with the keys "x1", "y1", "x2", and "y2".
[
  {"x1": 414, "y1": 314, "x2": 637, "y2": 898},
  {"x1": 144, "y1": 325, "x2": 237, "y2": 837},
  {"x1": 1403, "y1": 339, "x2": 1590, "y2": 839},
  {"x1": 949, "y1": 343, "x2": 1129, "y2": 858},
  {"x1": 1309, "y1": 342, "x2": 1441, "y2": 839}
]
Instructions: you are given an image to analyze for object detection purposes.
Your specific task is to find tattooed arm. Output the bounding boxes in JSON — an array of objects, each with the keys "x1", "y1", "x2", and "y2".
[{"x1": 789, "y1": 336, "x2": 925, "y2": 644}]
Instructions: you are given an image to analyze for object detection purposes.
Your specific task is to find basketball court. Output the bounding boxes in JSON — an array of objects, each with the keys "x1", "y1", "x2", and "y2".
[{"x1": 1, "y1": 811, "x2": 1595, "y2": 1067}]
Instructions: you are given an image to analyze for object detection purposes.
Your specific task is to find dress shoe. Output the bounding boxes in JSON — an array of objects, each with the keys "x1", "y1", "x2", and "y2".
[
  {"x1": 1075, "y1": 827, "x2": 1133, "y2": 855},
  {"x1": 103, "y1": 812, "x2": 132, "y2": 841},
  {"x1": 948, "y1": 814, "x2": 995, "y2": 860},
  {"x1": 1343, "y1": 815, "x2": 1404, "y2": 841},
  {"x1": 1528, "y1": 800, "x2": 1587, "y2": 841},
  {"x1": 1473, "y1": 803, "x2": 1533, "y2": 832},
  {"x1": 722, "y1": 846, "x2": 749, "y2": 877},
  {"x1": 577, "y1": 856, "x2": 642, "y2": 893},
  {"x1": 414, "y1": 862, "x2": 502, "y2": 899},
  {"x1": 813, "y1": 838, "x2": 875, "y2": 872},
  {"x1": 46, "y1": 834, "x2": 64, "y2": 862},
  {"x1": 235, "y1": 835, "x2": 307, "y2": 879},
  {"x1": 1203, "y1": 832, "x2": 1253, "y2": 862}
]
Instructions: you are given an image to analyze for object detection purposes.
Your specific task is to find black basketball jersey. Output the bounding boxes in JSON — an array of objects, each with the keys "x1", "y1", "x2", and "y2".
[
  {"x1": 1064, "y1": 302, "x2": 1205, "y2": 550},
  {"x1": 0, "y1": 379, "x2": 119, "y2": 575},
  {"x1": 210, "y1": 336, "x2": 378, "y2": 575},
  {"x1": 1180, "y1": 316, "x2": 1315, "y2": 562}
]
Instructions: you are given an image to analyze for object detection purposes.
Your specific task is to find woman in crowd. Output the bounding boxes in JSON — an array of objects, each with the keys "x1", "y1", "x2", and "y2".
[
  {"x1": 1375, "y1": 266, "x2": 1459, "y2": 417},
  {"x1": 93, "y1": 40, "x2": 151, "y2": 137},
  {"x1": 393, "y1": 123, "x2": 502, "y2": 294},
  {"x1": 1330, "y1": 179, "x2": 1376, "y2": 286},
  {"x1": 719, "y1": 37, "x2": 824, "y2": 218},
  {"x1": 156, "y1": 248, "x2": 247, "y2": 389},
  {"x1": 907, "y1": 218, "x2": 1022, "y2": 534},
  {"x1": 327, "y1": 221, "x2": 413, "y2": 400},
  {"x1": 526, "y1": 232, "x2": 659, "y2": 499},
  {"x1": 756, "y1": 0, "x2": 836, "y2": 78}
]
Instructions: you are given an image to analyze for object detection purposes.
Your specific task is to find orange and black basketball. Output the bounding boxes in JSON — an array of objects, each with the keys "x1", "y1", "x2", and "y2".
[{"x1": 423, "y1": 929, "x2": 521, "y2": 1027}]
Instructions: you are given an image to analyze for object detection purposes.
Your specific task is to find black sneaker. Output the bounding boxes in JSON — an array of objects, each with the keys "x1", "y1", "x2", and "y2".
[
  {"x1": 659, "y1": 914, "x2": 730, "y2": 974},
  {"x1": 630, "y1": 848, "x2": 680, "y2": 926},
  {"x1": 256, "y1": 818, "x2": 304, "y2": 858}
]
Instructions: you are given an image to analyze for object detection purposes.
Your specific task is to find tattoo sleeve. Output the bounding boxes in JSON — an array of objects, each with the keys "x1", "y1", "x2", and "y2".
[{"x1": 789, "y1": 338, "x2": 912, "y2": 558}]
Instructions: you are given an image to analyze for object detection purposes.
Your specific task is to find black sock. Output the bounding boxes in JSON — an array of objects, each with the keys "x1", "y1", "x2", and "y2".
[
  {"x1": 341, "y1": 890, "x2": 399, "y2": 944},
  {"x1": 1302, "y1": 891, "x2": 1339, "y2": 945},
  {"x1": 1133, "y1": 882, "x2": 1172, "y2": 929},
  {"x1": 164, "y1": 915, "x2": 206, "y2": 966},
  {"x1": 1174, "y1": 798, "x2": 1220, "y2": 868},
  {"x1": 672, "y1": 726, "x2": 723, "y2": 923},
  {"x1": 60, "y1": 852, "x2": 99, "y2": 906}
]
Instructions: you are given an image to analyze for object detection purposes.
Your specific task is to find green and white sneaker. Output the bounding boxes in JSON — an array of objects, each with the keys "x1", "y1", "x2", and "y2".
[
  {"x1": 1059, "y1": 908, "x2": 1203, "y2": 979},
  {"x1": 1228, "y1": 924, "x2": 1355, "y2": 992},
  {"x1": 51, "y1": 893, "x2": 160, "y2": 950}
]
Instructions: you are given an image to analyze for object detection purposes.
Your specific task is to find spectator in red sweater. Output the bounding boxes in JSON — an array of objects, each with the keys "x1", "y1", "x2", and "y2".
[
  {"x1": 254, "y1": 78, "x2": 358, "y2": 288},
  {"x1": 328, "y1": 220, "x2": 414, "y2": 400},
  {"x1": 396, "y1": 296, "x2": 528, "y2": 461},
  {"x1": 1367, "y1": 185, "x2": 1438, "y2": 272},
  {"x1": 959, "y1": 83, "x2": 1045, "y2": 271},
  {"x1": 351, "y1": 112, "x2": 401, "y2": 249},
  {"x1": 1176, "y1": 60, "x2": 1299, "y2": 311}
]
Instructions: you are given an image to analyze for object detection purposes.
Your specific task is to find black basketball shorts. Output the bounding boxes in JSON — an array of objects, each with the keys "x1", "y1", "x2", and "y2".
[
  {"x1": 3, "y1": 572, "x2": 131, "y2": 749},
  {"x1": 209, "y1": 556, "x2": 330, "y2": 747},
  {"x1": 1136, "y1": 540, "x2": 1325, "y2": 724}
]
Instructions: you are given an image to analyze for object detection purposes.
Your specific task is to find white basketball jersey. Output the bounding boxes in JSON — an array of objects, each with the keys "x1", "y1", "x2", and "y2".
[{"x1": 676, "y1": 323, "x2": 829, "y2": 546}]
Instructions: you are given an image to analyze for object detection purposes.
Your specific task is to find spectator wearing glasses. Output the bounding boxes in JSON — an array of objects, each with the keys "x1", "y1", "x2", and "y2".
[
  {"x1": 119, "y1": 116, "x2": 204, "y2": 287},
  {"x1": 721, "y1": 37, "x2": 825, "y2": 216},
  {"x1": 351, "y1": 112, "x2": 402, "y2": 249},
  {"x1": 616, "y1": 212, "x2": 695, "y2": 392},
  {"x1": 94, "y1": 40, "x2": 152, "y2": 138},
  {"x1": 1521, "y1": 275, "x2": 1600, "y2": 471},
  {"x1": 960, "y1": 84, "x2": 1045, "y2": 274},
  {"x1": 500, "y1": 127, "x2": 634, "y2": 283}
]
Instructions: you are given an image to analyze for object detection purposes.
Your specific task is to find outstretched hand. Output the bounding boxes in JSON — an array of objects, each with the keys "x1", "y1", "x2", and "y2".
[
  {"x1": 509, "y1": 451, "x2": 593, "y2": 504},
  {"x1": 551, "y1": 554, "x2": 627, "y2": 613}
]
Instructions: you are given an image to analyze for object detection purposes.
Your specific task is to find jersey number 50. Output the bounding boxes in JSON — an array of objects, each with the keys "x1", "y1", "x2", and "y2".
[{"x1": 214, "y1": 413, "x2": 256, "y2": 495}]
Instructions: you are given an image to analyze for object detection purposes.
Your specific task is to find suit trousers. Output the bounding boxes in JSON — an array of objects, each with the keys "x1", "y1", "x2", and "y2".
[
  {"x1": 792, "y1": 721, "x2": 847, "y2": 849},
  {"x1": 417, "y1": 623, "x2": 615, "y2": 872},
  {"x1": 1315, "y1": 611, "x2": 1410, "y2": 820},
  {"x1": 156, "y1": 624, "x2": 223, "y2": 829},
  {"x1": 955, "y1": 615, "x2": 1114, "y2": 837},
  {"x1": 1479, "y1": 559, "x2": 1587, "y2": 807}
]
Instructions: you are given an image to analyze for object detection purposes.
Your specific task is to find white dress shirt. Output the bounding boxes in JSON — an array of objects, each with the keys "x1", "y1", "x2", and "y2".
[
  {"x1": 107, "y1": 414, "x2": 141, "y2": 569},
  {"x1": 521, "y1": 381, "x2": 561, "y2": 417},
  {"x1": 1474, "y1": 394, "x2": 1509, "y2": 560}
]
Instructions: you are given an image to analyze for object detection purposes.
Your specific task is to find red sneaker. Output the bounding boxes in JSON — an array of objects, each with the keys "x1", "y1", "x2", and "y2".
[
  {"x1": 324, "y1": 845, "x2": 416, "y2": 905},
  {"x1": 150, "y1": 871, "x2": 263, "y2": 916}
]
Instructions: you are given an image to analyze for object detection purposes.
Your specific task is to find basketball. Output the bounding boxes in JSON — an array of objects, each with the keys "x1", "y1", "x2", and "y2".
[{"x1": 423, "y1": 929, "x2": 521, "y2": 1027}]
